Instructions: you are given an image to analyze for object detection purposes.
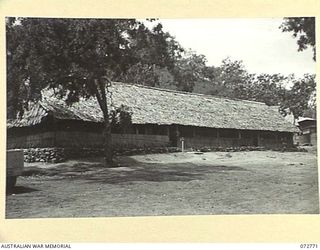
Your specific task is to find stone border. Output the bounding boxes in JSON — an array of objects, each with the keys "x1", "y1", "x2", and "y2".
[
  {"x1": 21, "y1": 145, "x2": 306, "y2": 163},
  {"x1": 23, "y1": 147, "x2": 181, "y2": 163}
]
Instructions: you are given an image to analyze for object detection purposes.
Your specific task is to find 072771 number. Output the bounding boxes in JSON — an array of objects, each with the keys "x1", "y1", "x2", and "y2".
[{"x1": 300, "y1": 244, "x2": 318, "y2": 248}]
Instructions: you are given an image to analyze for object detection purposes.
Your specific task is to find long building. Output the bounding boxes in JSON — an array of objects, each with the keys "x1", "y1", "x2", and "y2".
[{"x1": 7, "y1": 82, "x2": 298, "y2": 154}]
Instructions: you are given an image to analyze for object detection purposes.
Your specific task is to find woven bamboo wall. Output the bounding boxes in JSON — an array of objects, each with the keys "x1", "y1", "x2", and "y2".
[
  {"x1": 111, "y1": 133, "x2": 170, "y2": 148},
  {"x1": 7, "y1": 132, "x2": 55, "y2": 149},
  {"x1": 7, "y1": 131, "x2": 170, "y2": 149},
  {"x1": 182, "y1": 132, "x2": 292, "y2": 149},
  {"x1": 55, "y1": 131, "x2": 169, "y2": 148},
  {"x1": 183, "y1": 137, "x2": 254, "y2": 149}
]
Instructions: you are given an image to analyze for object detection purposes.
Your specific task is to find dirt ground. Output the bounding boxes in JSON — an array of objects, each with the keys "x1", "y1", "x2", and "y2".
[{"x1": 6, "y1": 149, "x2": 319, "y2": 218}]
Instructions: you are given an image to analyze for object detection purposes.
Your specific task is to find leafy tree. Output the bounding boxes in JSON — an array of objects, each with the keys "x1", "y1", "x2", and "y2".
[
  {"x1": 118, "y1": 24, "x2": 183, "y2": 87},
  {"x1": 250, "y1": 73, "x2": 289, "y2": 105},
  {"x1": 206, "y1": 58, "x2": 254, "y2": 99},
  {"x1": 280, "y1": 17, "x2": 316, "y2": 61},
  {"x1": 201, "y1": 58, "x2": 316, "y2": 120},
  {"x1": 110, "y1": 105, "x2": 133, "y2": 134},
  {"x1": 6, "y1": 17, "x2": 33, "y2": 119},
  {"x1": 6, "y1": 17, "x2": 180, "y2": 165},
  {"x1": 119, "y1": 62, "x2": 161, "y2": 86},
  {"x1": 173, "y1": 50, "x2": 208, "y2": 92},
  {"x1": 280, "y1": 74, "x2": 316, "y2": 119},
  {"x1": 218, "y1": 58, "x2": 250, "y2": 86}
]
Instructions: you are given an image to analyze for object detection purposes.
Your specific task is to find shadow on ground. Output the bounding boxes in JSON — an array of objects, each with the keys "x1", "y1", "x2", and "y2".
[
  {"x1": 6, "y1": 186, "x2": 39, "y2": 196},
  {"x1": 22, "y1": 157, "x2": 248, "y2": 184}
]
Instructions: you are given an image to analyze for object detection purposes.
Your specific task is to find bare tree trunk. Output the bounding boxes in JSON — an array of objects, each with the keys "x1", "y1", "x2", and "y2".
[
  {"x1": 103, "y1": 111, "x2": 113, "y2": 166},
  {"x1": 94, "y1": 78, "x2": 113, "y2": 166}
]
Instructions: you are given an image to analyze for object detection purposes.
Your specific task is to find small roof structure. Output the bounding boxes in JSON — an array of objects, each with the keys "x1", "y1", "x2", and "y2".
[{"x1": 7, "y1": 82, "x2": 298, "y2": 133}]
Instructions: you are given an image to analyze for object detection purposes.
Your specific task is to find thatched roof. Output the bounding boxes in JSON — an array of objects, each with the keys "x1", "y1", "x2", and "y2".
[{"x1": 8, "y1": 82, "x2": 298, "y2": 132}]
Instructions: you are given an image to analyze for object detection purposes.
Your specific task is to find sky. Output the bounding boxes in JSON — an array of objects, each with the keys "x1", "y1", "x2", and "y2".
[{"x1": 156, "y1": 18, "x2": 315, "y2": 78}]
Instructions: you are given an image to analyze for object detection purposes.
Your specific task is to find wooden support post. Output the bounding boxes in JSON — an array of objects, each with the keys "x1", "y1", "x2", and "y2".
[
  {"x1": 238, "y1": 130, "x2": 242, "y2": 146},
  {"x1": 181, "y1": 138, "x2": 185, "y2": 152},
  {"x1": 176, "y1": 125, "x2": 179, "y2": 138}
]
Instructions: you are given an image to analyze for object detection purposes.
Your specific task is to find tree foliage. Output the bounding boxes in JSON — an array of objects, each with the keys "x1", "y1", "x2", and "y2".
[
  {"x1": 6, "y1": 17, "x2": 181, "y2": 164},
  {"x1": 280, "y1": 17, "x2": 316, "y2": 61},
  {"x1": 110, "y1": 105, "x2": 133, "y2": 134},
  {"x1": 206, "y1": 58, "x2": 254, "y2": 99},
  {"x1": 279, "y1": 74, "x2": 316, "y2": 119},
  {"x1": 173, "y1": 50, "x2": 208, "y2": 92},
  {"x1": 169, "y1": 52, "x2": 316, "y2": 120}
]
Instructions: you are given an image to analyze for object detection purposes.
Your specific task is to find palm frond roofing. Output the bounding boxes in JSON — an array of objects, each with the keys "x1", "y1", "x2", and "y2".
[{"x1": 8, "y1": 82, "x2": 298, "y2": 132}]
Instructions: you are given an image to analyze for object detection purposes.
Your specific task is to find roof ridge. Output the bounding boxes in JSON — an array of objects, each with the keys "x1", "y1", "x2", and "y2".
[{"x1": 112, "y1": 81, "x2": 267, "y2": 106}]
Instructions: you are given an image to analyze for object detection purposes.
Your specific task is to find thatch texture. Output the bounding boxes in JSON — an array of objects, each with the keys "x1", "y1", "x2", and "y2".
[{"x1": 8, "y1": 82, "x2": 298, "y2": 132}]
